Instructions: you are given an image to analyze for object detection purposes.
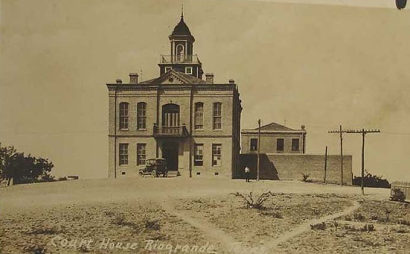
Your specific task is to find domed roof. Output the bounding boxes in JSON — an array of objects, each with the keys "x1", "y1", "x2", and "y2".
[{"x1": 171, "y1": 16, "x2": 192, "y2": 37}]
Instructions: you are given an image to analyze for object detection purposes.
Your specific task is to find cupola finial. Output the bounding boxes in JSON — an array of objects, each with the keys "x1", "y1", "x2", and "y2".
[{"x1": 181, "y1": 2, "x2": 184, "y2": 20}]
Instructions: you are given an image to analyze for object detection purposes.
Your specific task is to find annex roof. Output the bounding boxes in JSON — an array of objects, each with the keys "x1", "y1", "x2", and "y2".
[{"x1": 241, "y1": 122, "x2": 306, "y2": 134}]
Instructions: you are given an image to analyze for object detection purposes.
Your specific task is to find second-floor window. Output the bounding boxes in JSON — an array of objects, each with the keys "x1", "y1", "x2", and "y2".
[
  {"x1": 250, "y1": 138, "x2": 258, "y2": 151},
  {"x1": 292, "y1": 138, "x2": 300, "y2": 151},
  {"x1": 194, "y1": 102, "x2": 204, "y2": 129},
  {"x1": 119, "y1": 102, "x2": 129, "y2": 130},
  {"x1": 119, "y1": 143, "x2": 128, "y2": 165},
  {"x1": 137, "y1": 143, "x2": 146, "y2": 165},
  {"x1": 137, "y1": 102, "x2": 146, "y2": 130},
  {"x1": 277, "y1": 138, "x2": 284, "y2": 152},
  {"x1": 213, "y1": 102, "x2": 222, "y2": 130}
]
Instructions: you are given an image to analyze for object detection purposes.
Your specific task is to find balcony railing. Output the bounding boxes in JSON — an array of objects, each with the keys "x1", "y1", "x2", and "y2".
[
  {"x1": 160, "y1": 55, "x2": 201, "y2": 64},
  {"x1": 153, "y1": 124, "x2": 189, "y2": 138}
]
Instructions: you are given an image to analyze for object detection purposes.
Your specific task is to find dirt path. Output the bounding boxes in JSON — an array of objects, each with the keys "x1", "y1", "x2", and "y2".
[
  {"x1": 265, "y1": 201, "x2": 361, "y2": 252},
  {"x1": 160, "y1": 199, "x2": 264, "y2": 254},
  {"x1": 160, "y1": 198, "x2": 361, "y2": 254}
]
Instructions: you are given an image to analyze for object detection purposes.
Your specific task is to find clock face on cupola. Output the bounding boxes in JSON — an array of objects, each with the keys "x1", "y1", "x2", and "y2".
[{"x1": 158, "y1": 11, "x2": 204, "y2": 79}]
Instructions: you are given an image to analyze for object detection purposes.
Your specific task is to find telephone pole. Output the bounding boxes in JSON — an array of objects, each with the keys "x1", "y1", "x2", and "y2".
[
  {"x1": 344, "y1": 129, "x2": 380, "y2": 195},
  {"x1": 329, "y1": 127, "x2": 380, "y2": 193},
  {"x1": 324, "y1": 146, "x2": 328, "y2": 184},
  {"x1": 257, "y1": 119, "x2": 261, "y2": 181},
  {"x1": 329, "y1": 125, "x2": 344, "y2": 186}
]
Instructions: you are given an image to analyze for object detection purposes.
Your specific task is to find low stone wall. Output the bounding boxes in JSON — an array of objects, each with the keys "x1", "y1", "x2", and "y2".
[{"x1": 236, "y1": 153, "x2": 353, "y2": 185}]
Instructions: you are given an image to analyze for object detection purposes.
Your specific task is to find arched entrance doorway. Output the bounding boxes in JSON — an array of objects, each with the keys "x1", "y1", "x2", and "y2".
[{"x1": 161, "y1": 104, "x2": 180, "y2": 171}]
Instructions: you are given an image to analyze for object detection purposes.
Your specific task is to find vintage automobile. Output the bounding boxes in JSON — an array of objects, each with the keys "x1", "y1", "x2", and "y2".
[{"x1": 139, "y1": 158, "x2": 168, "y2": 177}]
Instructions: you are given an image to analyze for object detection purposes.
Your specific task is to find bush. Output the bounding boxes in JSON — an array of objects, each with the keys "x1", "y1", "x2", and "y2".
[
  {"x1": 310, "y1": 222, "x2": 326, "y2": 230},
  {"x1": 301, "y1": 173, "x2": 311, "y2": 182},
  {"x1": 353, "y1": 213, "x2": 365, "y2": 221},
  {"x1": 390, "y1": 188, "x2": 406, "y2": 202},
  {"x1": 231, "y1": 191, "x2": 275, "y2": 210},
  {"x1": 361, "y1": 224, "x2": 375, "y2": 232},
  {"x1": 353, "y1": 170, "x2": 390, "y2": 188}
]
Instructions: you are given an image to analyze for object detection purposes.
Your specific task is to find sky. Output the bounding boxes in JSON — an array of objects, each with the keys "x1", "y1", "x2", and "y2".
[{"x1": 1, "y1": 0, "x2": 409, "y2": 181}]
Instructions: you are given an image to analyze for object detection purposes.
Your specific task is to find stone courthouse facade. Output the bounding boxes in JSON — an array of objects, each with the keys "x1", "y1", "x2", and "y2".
[{"x1": 106, "y1": 14, "x2": 242, "y2": 178}]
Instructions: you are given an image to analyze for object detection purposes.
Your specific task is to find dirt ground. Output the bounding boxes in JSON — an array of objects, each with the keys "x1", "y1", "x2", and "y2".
[{"x1": 0, "y1": 177, "x2": 408, "y2": 253}]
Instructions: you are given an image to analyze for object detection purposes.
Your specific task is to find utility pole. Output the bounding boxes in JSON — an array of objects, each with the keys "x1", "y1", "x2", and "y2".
[
  {"x1": 324, "y1": 146, "x2": 328, "y2": 184},
  {"x1": 344, "y1": 129, "x2": 380, "y2": 195},
  {"x1": 329, "y1": 125, "x2": 344, "y2": 186},
  {"x1": 257, "y1": 119, "x2": 261, "y2": 181},
  {"x1": 329, "y1": 127, "x2": 380, "y2": 193}
]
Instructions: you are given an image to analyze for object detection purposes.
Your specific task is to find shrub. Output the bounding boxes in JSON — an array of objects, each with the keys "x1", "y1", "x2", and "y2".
[
  {"x1": 301, "y1": 173, "x2": 311, "y2": 182},
  {"x1": 231, "y1": 191, "x2": 275, "y2": 210},
  {"x1": 361, "y1": 224, "x2": 375, "y2": 232},
  {"x1": 310, "y1": 222, "x2": 326, "y2": 230},
  {"x1": 390, "y1": 188, "x2": 406, "y2": 202},
  {"x1": 144, "y1": 218, "x2": 161, "y2": 231},
  {"x1": 353, "y1": 213, "x2": 365, "y2": 221},
  {"x1": 353, "y1": 170, "x2": 390, "y2": 188}
]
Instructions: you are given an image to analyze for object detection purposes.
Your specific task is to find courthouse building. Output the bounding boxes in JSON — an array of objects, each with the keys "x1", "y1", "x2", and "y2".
[{"x1": 106, "y1": 14, "x2": 242, "y2": 178}]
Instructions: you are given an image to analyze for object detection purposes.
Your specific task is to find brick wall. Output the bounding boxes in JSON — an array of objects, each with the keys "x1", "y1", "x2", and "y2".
[{"x1": 237, "y1": 153, "x2": 353, "y2": 185}]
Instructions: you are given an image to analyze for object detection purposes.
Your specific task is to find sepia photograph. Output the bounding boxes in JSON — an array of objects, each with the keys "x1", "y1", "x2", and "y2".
[{"x1": 0, "y1": 0, "x2": 409, "y2": 253}]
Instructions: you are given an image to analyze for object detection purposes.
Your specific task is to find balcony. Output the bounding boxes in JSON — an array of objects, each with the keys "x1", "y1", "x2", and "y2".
[
  {"x1": 160, "y1": 55, "x2": 201, "y2": 64},
  {"x1": 153, "y1": 124, "x2": 189, "y2": 138}
]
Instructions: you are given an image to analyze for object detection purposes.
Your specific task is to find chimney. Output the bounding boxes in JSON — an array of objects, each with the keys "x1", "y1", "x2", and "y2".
[
  {"x1": 229, "y1": 79, "x2": 235, "y2": 84},
  {"x1": 116, "y1": 79, "x2": 122, "y2": 84},
  {"x1": 205, "y1": 73, "x2": 214, "y2": 84},
  {"x1": 129, "y1": 73, "x2": 139, "y2": 84}
]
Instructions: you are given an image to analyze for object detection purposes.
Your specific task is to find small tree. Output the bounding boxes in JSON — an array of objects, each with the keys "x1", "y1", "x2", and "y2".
[{"x1": 0, "y1": 143, "x2": 54, "y2": 185}]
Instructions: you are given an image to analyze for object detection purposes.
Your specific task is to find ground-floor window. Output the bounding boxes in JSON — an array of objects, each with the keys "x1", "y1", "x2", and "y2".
[
  {"x1": 119, "y1": 143, "x2": 128, "y2": 165},
  {"x1": 194, "y1": 144, "x2": 203, "y2": 166},
  {"x1": 137, "y1": 143, "x2": 146, "y2": 165},
  {"x1": 212, "y1": 144, "x2": 222, "y2": 166}
]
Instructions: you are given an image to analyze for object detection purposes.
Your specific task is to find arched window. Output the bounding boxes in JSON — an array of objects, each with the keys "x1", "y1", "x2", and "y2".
[
  {"x1": 213, "y1": 102, "x2": 222, "y2": 130},
  {"x1": 194, "y1": 102, "x2": 204, "y2": 129},
  {"x1": 119, "y1": 102, "x2": 129, "y2": 130},
  {"x1": 137, "y1": 102, "x2": 146, "y2": 130},
  {"x1": 176, "y1": 44, "x2": 184, "y2": 62}
]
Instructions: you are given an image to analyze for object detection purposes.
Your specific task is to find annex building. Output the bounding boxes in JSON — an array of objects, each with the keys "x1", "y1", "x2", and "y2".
[
  {"x1": 106, "y1": 14, "x2": 242, "y2": 178},
  {"x1": 241, "y1": 122, "x2": 306, "y2": 154}
]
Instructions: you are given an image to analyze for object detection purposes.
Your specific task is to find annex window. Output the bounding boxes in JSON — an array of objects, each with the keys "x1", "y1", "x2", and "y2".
[
  {"x1": 194, "y1": 144, "x2": 203, "y2": 166},
  {"x1": 250, "y1": 138, "x2": 258, "y2": 151},
  {"x1": 119, "y1": 143, "x2": 128, "y2": 165},
  {"x1": 277, "y1": 138, "x2": 284, "y2": 152},
  {"x1": 213, "y1": 102, "x2": 222, "y2": 130},
  {"x1": 137, "y1": 143, "x2": 146, "y2": 166},
  {"x1": 137, "y1": 102, "x2": 147, "y2": 130},
  {"x1": 194, "y1": 102, "x2": 204, "y2": 129},
  {"x1": 119, "y1": 102, "x2": 129, "y2": 130},
  {"x1": 212, "y1": 144, "x2": 222, "y2": 167},
  {"x1": 292, "y1": 138, "x2": 300, "y2": 152},
  {"x1": 185, "y1": 67, "x2": 193, "y2": 74}
]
